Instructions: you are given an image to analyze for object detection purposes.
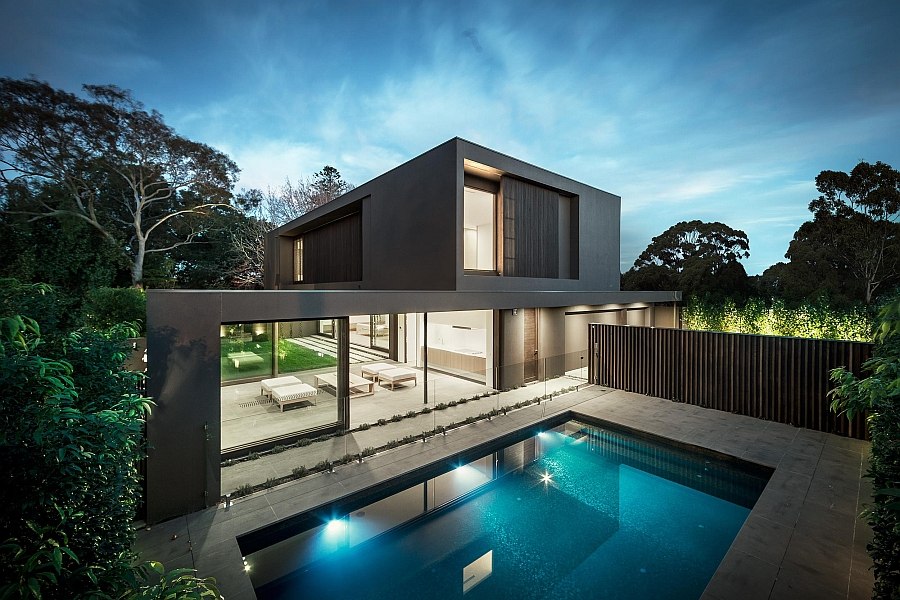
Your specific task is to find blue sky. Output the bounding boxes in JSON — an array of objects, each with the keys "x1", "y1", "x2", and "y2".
[{"x1": 2, "y1": 0, "x2": 898, "y2": 275}]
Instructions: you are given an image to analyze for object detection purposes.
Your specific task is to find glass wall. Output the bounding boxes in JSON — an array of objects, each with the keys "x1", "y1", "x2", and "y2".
[
  {"x1": 349, "y1": 314, "x2": 390, "y2": 353},
  {"x1": 220, "y1": 319, "x2": 342, "y2": 453},
  {"x1": 403, "y1": 310, "x2": 493, "y2": 384}
]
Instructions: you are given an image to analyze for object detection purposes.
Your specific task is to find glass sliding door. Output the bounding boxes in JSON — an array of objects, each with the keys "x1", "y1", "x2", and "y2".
[{"x1": 370, "y1": 313, "x2": 390, "y2": 351}]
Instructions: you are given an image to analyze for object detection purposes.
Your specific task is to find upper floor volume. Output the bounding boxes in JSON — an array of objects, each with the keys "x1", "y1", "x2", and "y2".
[{"x1": 265, "y1": 137, "x2": 621, "y2": 292}]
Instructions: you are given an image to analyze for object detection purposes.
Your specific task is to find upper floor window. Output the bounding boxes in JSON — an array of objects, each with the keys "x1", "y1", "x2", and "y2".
[
  {"x1": 293, "y1": 238, "x2": 303, "y2": 282},
  {"x1": 463, "y1": 187, "x2": 495, "y2": 271}
]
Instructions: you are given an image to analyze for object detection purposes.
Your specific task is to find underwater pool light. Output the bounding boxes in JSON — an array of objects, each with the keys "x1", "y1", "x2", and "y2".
[
  {"x1": 326, "y1": 518, "x2": 347, "y2": 534},
  {"x1": 540, "y1": 471, "x2": 552, "y2": 483}
]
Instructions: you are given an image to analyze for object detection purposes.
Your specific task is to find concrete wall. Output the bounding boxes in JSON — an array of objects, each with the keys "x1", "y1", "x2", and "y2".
[{"x1": 538, "y1": 308, "x2": 566, "y2": 379}]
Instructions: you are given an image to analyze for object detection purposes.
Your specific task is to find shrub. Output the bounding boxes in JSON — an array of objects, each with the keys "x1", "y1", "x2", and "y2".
[
  {"x1": 0, "y1": 311, "x2": 218, "y2": 598},
  {"x1": 830, "y1": 300, "x2": 900, "y2": 598},
  {"x1": 292, "y1": 466, "x2": 308, "y2": 477},
  {"x1": 358, "y1": 422, "x2": 371, "y2": 431},
  {"x1": 82, "y1": 287, "x2": 147, "y2": 334},
  {"x1": 377, "y1": 418, "x2": 388, "y2": 426}
]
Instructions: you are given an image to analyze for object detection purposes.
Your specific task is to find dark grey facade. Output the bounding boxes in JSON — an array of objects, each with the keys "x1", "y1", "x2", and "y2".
[{"x1": 265, "y1": 138, "x2": 620, "y2": 292}]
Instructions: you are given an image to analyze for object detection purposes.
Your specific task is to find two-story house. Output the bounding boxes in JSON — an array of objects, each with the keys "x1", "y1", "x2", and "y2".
[{"x1": 145, "y1": 138, "x2": 679, "y2": 522}]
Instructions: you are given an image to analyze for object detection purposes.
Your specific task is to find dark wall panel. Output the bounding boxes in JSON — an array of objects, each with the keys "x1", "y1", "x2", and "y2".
[
  {"x1": 589, "y1": 324, "x2": 872, "y2": 439},
  {"x1": 302, "y1": 212, "x2": 362, "y2": 283},
  {"x1": 502, "y1": 177, "x2": 559, "y2": 278}
]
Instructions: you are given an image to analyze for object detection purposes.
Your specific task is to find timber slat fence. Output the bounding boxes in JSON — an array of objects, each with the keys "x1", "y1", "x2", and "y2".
[{"x1": 588, "y1": 325, "x2": 873, "y2": 439}]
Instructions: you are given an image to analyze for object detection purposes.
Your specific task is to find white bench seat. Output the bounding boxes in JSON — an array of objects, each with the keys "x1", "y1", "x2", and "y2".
[
  {"x1": 379, "y1": 367, "x2": 418, "y2": 390},
  {"x1": 260, "y1": 375, "x2": 302, "y2": 397},
  {"x1": 271, "y1": 383, "x2": 317, "y2": 412}
]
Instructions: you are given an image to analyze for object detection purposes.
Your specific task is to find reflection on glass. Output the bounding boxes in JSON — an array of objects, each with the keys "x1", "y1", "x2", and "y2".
[
  {"x1": 463, "y1": 550, "x2": 493, "y2": 594},
  {"x1": 221, "y1": 322, "x2": 273, "y2": 382}
]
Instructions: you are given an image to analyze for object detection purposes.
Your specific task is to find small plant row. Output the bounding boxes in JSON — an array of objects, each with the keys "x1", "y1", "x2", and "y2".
[
  {"x1": 226, "y1": 385, "x2": 580, "y2": 500},
  {"x1": 224, "y1": 388, "x2": 511, "y2": 467}
]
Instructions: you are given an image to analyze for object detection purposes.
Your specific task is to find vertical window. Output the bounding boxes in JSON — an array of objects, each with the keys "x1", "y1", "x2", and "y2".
[
  {"x1": 463, "y1": 187, "x2": 495, "y2": 271},
  {"x1": 293, "y1": 237, "x2": 303, "y2": 282}
]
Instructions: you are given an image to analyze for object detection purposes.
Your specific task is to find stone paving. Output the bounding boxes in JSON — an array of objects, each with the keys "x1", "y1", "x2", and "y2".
[{"x1": 135, "y1": 386, "x2": 874, "y2": 600}]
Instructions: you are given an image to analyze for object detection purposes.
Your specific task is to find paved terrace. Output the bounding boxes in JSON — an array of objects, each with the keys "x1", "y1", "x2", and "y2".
[{"x1": 135, "y1": 386, "x2": 874, "y2": 600}]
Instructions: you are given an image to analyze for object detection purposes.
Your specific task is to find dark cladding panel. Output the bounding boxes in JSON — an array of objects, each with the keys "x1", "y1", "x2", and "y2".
[
  {"x1": 301, "y1": 212, "x2": 362, "y2": 283},
  {"x1": 502, "y1": 177, "x2": 559, "y2": 278}
]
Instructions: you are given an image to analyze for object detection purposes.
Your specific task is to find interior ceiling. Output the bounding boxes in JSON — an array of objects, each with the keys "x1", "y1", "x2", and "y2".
[{"x1": 464, "y1": 159, "x2": 504, "y2": 182}]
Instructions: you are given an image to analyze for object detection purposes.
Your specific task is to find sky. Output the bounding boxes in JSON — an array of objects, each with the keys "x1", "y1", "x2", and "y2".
[{"x1": 2, "y1": 0, "x2": 898, "y2": 275}]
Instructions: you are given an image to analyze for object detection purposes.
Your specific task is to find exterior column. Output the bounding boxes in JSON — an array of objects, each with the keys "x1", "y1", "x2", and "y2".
[
  {"x1": 422, "y1": 312, "x2": 428, "y2": 404},
  {"x1": 336, "y1": 316, "x2": 350, "y2": 430}
]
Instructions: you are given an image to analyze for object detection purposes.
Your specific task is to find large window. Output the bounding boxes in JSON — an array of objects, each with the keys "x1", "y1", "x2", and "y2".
[{"x1": 463, "y1": 187, "x2": 495, "y2": 271}]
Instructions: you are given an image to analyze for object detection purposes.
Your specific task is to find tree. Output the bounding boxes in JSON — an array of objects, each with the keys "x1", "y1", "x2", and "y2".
[
  {"x1": 0, "y1": 184, "x2": 131, "y2": 319},
  {"x1": 760, "y1": 217, "x2": 860, "y2": 307},
  {"x1": 807, "y1": 161, "x2": 900, "y2": 304},
  {"x1": 264, "y1": 167, "x2": 354, "y2": 227},
  {"x1": 622, "y1": 220, "x2": 751, "y2": 299},
  {"x1": 0, "y1": 78, "x2": 239, "y2": 288},
  {"x1": 228, "y1": 167, "x2": 354, "y2": 288}
]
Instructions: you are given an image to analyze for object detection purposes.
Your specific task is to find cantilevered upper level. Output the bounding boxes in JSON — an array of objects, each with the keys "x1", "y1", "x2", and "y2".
[{"x1": 265, "y1": 138, "x2": 620, "y2": 292}]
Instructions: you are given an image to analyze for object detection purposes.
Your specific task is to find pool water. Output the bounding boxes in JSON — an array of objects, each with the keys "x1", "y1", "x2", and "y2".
[{"x1": 249, "y1": 421, "x2": 769, "y2": 599}]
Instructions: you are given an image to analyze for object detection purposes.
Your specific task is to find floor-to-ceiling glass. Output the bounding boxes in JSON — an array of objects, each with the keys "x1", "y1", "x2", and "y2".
[{"x1": 220, "y1": 319, "x2": 343, "y2": 453}]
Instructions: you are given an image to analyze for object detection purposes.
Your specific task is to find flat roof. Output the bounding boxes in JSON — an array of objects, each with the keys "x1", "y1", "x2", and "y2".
[{"x1": 147, "y1": 289, "x2": 681, "y2": 323}]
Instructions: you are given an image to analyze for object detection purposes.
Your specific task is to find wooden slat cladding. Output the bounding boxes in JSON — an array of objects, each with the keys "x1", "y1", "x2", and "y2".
[
  {"x1": 589, "y1": 324, "x2": 873, "y2": 440},
  {"x1": 300, "y1": 211, "x2": 362, "y2": 283},
  {"x1": 502, "y1": 177, "x2": 559, "y2": 278}
]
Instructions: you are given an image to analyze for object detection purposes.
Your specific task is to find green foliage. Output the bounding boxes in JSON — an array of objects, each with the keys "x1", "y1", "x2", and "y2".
[
  {"x1": 0, "y1": 77, "x2": 239, "y2": 288},
  {"x1": 0, "y1": 313, "x2": 219, "y2": 598},
  {"x1": 123, "y1": 561, "x2": 222, "y2": 599},
  {"x1": 830, "y1": 300, "x2": 900, "y2": 598},
  {"x1": 682, "y1": 295, "x2": 872, "y2": 341},
  {"x1": 82, "y1": 287, "x2": 147, "y2": 334},
  {"x1": 622, "y1": 220, "x2": 751, "y2": 299}
]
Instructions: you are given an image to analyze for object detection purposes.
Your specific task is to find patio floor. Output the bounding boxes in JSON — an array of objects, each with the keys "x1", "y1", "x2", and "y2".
[{"x1": 136, "y1": 386, "x2": 874, "y2": 600}]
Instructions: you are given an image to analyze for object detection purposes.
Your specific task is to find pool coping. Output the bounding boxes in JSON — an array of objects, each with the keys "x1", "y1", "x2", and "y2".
[{"x1": 134, "y1": 387, "x2": 873, "y2": 599}]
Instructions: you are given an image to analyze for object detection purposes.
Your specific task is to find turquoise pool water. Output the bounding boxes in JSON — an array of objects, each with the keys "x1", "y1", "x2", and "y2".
[{"x1": 249, "y1": 421, "x2": 769, "y2": 599}]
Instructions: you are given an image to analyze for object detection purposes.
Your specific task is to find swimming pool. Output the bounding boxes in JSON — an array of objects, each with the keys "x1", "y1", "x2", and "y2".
[{"x1": 244, "y1": 419, "x2": 770, "y2": 599}]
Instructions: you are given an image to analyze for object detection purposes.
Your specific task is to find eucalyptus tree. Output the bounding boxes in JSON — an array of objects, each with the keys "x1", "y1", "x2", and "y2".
[
  {"x1": 808, "y1": 161, "x2": 900, "y2": 304},
  {"x1": 0, "y1": 78, "x2": 239, "y2": 288}
]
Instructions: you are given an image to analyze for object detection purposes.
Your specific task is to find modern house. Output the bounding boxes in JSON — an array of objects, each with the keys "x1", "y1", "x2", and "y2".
[{"x1": 145, "y1": 138, "x2": 680, "y2": 523}]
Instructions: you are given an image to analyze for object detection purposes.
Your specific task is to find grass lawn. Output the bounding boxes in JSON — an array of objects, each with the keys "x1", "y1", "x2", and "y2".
[
  {"x1": 278, "y1": 339, "x2": 337, "y2": 372},
  {"x1": 221, "y1": 338, "x2": 337, "y2": 381}
]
